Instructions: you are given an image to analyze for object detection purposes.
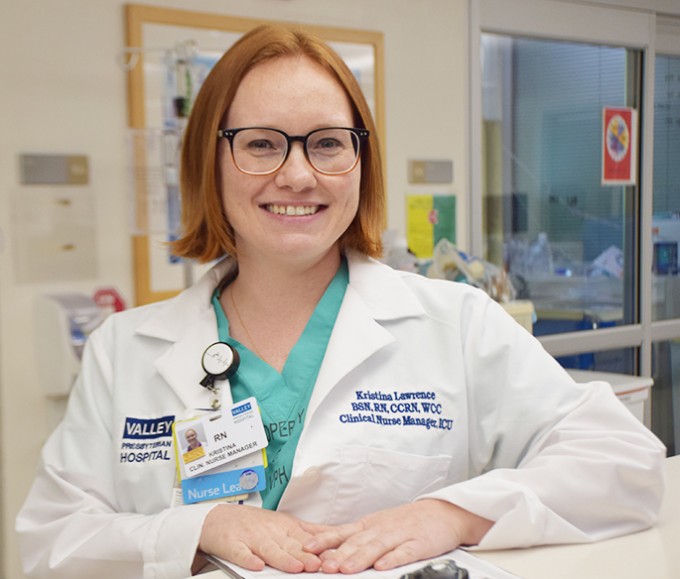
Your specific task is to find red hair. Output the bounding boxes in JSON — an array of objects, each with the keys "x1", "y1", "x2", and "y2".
[{"x1": 172, "y1": 24, "x2": 385, "y2": 262}]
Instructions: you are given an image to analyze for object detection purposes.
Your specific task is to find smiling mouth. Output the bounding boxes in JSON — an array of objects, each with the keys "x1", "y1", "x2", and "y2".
[{"x1": 265, "y1": 204, "x2": 321, "y2": 216}]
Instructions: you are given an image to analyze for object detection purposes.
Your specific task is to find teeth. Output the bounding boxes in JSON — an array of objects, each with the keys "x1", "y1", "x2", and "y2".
[{"x1": 266, "y1": 205, "x2": 319, "y2": 216}]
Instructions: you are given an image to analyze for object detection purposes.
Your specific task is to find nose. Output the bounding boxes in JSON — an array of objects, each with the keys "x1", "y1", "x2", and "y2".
[{"x1": 274, "y1": 142, "x2": 317, "y2": 192}]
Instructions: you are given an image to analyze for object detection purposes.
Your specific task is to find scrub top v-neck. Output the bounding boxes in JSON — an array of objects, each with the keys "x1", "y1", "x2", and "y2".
[{"x1": 212, "y1": 259, "x2": 349, "y2": 509}]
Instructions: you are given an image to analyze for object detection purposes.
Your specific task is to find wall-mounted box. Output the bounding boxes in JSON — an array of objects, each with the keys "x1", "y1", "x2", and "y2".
[
  {"x1": 19, "y1": 154, "x2": 89, "y2": 185},
  {"x1": 408, "y1": 159, "x2": 453, "y2": 184}
]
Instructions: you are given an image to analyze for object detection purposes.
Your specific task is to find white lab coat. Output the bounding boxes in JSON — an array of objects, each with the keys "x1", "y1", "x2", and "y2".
[{"x1": 16, "y1": 252, "x2": 665, "y2": 579}]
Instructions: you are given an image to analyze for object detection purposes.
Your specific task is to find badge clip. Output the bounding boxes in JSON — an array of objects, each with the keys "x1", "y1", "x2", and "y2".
[
  {"x1": 200, "y1": 342, "x2": 240, "y2": 409},
  {"x1": 200, "y1": 342, "x2": 240, "y2": 391}
]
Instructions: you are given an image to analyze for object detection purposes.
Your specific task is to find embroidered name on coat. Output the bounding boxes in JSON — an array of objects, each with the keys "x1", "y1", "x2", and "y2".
[{"x1": 339, "y1": 390, "x2": 454, "y2": 430}]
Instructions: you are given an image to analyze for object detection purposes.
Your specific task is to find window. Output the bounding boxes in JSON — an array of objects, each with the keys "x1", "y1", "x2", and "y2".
[
  {"x1": 650, "y1": 16, "x2": 680, "y2": 454},
  {"x1": 480, "y1": 35, "x2": 641, "y2": 352},
  {"x1": 472, "y1": 0, "x2": 680, "y2": 453},
  {"x1": 652, "y1": 53, "x2": 680, "y2": 321}
]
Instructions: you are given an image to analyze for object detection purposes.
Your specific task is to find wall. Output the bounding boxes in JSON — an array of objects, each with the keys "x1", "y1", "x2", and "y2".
[{"x1": 0, "y1": 1, "x2": 466, "y2": 577}]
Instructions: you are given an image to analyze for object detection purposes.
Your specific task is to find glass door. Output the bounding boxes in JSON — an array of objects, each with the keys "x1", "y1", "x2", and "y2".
[
  {"x1": 470, "y1": 0, "x2": 653, "y2": 379},
  {"x1": 651, "y1": 16, "x2": 680, "y2": 456},
  {"x1": 479, "y1": 34, "x2": 642, "y2": 372}
]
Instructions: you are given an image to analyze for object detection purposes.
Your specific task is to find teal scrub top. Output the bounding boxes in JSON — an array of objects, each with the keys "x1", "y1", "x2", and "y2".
[{"x1": 212, "y1": 259, "x2": 348, "y2": 509}]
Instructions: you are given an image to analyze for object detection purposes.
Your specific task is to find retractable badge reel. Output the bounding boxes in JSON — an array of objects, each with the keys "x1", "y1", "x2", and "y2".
[{"x1": 200, "y1": 342, "x2": 240, "y2": 409}]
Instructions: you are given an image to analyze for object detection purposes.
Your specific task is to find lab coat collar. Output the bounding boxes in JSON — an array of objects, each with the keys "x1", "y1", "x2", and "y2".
[
  {"x1": 306, "y1": 251, "x2": 427, "y2": 417},
  {"x1": 344, "y1": 250, "x2": 425, "y2": 320},
  {"x1": 135, "y1": 259, "x2": 235, "y2": 411},
  {"x1": 134, "y1": 253, "x2": 426, "y2": 412},
  {"x1": 135, "y1": 258, "x2": 234, "y2": 342},
  {"x1": 135, "y1": 253, "x2": 425, "y2": 339}
]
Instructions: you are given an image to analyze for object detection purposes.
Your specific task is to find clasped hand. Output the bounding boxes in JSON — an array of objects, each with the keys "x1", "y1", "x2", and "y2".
[{"x1": 199, "y1": 499, "x2": 492, "y2": 574}]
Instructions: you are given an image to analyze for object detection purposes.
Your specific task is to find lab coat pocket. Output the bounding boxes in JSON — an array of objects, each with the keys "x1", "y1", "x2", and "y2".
[{"x1": 330, "y1": 446, "x2": 451, "y2": 520}]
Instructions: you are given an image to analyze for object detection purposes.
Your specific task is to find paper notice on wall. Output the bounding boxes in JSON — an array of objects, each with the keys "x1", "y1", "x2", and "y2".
[
  {"x1": 602, "y1": 106, "x2": 638, "y2": 186},
  {"x1": 406, "y1": 194, "x2": 456, "y2": 259}
]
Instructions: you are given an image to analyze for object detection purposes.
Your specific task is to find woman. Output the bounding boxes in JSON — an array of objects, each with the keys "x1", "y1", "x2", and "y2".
[
  {"x1": 184, "y1": 429, "x2": 202, "y2": 452},
  {"x1": 17, "y1": 24, "x2": 665, "y2": 578}
]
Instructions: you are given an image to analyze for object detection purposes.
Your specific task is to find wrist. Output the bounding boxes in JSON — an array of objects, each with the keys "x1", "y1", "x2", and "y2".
[{"x1": 427, "y1": 499, "x2": 494, "y2": 546}]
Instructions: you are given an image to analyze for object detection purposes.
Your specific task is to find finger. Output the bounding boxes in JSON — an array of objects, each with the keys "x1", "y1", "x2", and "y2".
[
  {"x1": 320, "y1": 524, "x2": 425, "y2": 574},
  {"x1": 281, "y1": 536, "x2": 324, "y2": 573},
  {"x1": 297, "y1": 520, "x2": 336, "y2": 535},
  {"x1": 300, "y1": 551, "x2": 323, "y2": 573},
  {"x1": 321, "y1": 537, "x2": 388, "y2": 574},
  {"x1": 256, "y1": 540, "x2": 306, "y2": 574},
  {"x1": 286, "y1": 523, "x2": 324, "y2": 551},
  {"x1": 302, "y1": 521, "x2": 363, "y2": 553},
  {"x1": 222, "y1": 541, "x2": 266, "y2": 571},
  {"x1": 257, "y1": 537, "x2": 323, "y2": 574},
  {"x1": 318, "y1": 548, "x2": 337, "y2": 562},
  {"x1": 373, "y1": 540, "x2": 422, "y2": 571}
]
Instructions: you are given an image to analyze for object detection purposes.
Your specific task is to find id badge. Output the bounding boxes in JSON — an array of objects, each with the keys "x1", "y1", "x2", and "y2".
[{"x1": 172, "y1": 397, "x2": 269, "y2": 504}]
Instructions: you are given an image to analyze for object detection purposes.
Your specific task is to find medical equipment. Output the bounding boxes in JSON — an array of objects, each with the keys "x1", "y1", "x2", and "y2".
[
  {"x1": 35, "y1": 292, "x2": 106, "y2": 398},
  {"x1": 400, "y1": 559, "x2": 469, "y2": 579}
]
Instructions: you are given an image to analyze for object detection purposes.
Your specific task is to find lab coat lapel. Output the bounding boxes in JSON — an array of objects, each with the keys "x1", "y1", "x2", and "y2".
[
  {"x1": 153, "y1": 306, "x2": 229, "y2": 412},
  {"x1": 136, "y1": 259, "x2": 236, "y2": 413},
  {"x1": 137, "y1": 254, "x2": 424, "y2": 418},
  {"x1": 306, "y1": 286, "x2": 394, "y2": 418},
  {"x1": 306, "y1": 253, "x2": 426, "y2": 420}
]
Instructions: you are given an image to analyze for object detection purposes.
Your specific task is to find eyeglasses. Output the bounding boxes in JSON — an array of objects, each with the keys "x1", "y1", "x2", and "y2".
[{"x1": 217, "y1": 127, "x2": 369, "y2": 176}]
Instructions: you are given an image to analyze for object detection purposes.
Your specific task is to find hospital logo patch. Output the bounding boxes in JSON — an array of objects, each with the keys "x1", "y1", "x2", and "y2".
[
  {"x1": 120, "y1": 415, "x2": 175, "y2": 464},
  {"x1": 123, "y1": 415, "x2": 174, "y2": 439}
]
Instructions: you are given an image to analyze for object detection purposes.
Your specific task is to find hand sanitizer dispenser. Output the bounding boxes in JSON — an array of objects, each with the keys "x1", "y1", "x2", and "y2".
[{"x1": 35, "y1": 293, "x2": 106, "y2": 398}]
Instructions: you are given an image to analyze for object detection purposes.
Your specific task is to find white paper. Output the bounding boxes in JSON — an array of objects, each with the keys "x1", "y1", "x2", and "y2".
[{"x1": 206, "y1": 548, "x2": 520, "y2": 579}]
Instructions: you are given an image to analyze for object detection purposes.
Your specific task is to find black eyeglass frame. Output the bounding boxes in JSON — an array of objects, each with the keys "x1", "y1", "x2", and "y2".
[{"x1": 216, "y1": 126, "x2": 370, "y2": 176}]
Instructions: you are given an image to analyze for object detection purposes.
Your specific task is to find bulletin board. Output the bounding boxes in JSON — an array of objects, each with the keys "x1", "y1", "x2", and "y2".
[{"x1": 125, "y1": 3, "x2": 385, "y2": 305}]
